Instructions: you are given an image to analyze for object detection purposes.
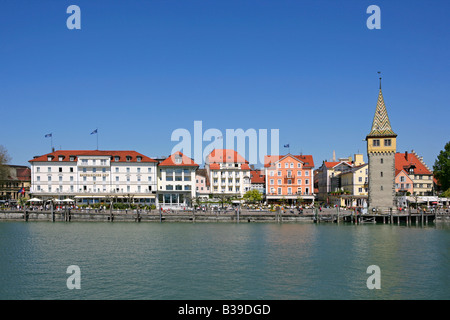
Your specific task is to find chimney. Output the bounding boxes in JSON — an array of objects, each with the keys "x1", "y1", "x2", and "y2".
[{"x1": 405, "y1": 151, "x2": 408, "y2": 161}]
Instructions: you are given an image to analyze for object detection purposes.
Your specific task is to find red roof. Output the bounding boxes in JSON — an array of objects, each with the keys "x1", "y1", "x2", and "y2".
[
  {"x1": 250, "y1": 170, "x2": 265, "y2": 184},
  {"x1": 29, "y1": 150, "x2": 157, "y2": 163},
  {"x1": 158, "y1": 151, "x2": 199, "y2": 167},
  {"x1": 323, "y1": 161, "x2": 352, "y2": 169},
  {"x1": 207, "y1": 149, "x2": 248, "y2": 163},
  {"x1": 4, "y1": 165, "x2": 31, "y2": 181},
  {"x1": 264, "y1": 154, "x2": 315, "y2": 168},
  {"x1": 395, "y1": 152, "x2": 432, "y2": 175},
  {"x1": 209, "y1": 163, "x2": 220, "y2": 170}
]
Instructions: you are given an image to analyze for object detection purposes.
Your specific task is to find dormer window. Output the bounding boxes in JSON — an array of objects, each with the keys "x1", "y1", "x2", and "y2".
[
  {"x1": 137, "y1": 156, "x2": 142, "y2": 162},
  {"x1": 47, "y1": 156, "x2": 54, "y2": 161},
  {"x1": 58, "y1": 156, "x2": 64, "y2": 161},
  {"x1": 174, "y1": 155, "x2": 182, "y2": 164},
  {"x1": 126, "y1": 156, "x2": 132, "y2": 162},
  {"x1": 114, "y1": 156, "x2": 120, "y2": 162},
  {"x1": 69, "y1": 156, "x2": 75, "y2": 161}
]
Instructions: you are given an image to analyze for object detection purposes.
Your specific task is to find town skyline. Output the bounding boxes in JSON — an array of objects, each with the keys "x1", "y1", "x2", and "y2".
[{"x1": 1, "y1": 1, "x2": 449, "y2": 169}]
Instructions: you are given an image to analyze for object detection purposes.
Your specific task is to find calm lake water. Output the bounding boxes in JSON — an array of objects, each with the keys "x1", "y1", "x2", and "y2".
[{"x1": 0, "y1": 221, "x2": 449, "y2": 300}]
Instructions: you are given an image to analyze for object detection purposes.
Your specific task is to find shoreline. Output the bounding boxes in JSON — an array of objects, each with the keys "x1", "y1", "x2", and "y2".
[{"x1": 1, "y1": 210, "x2": 446, "y2": 224}]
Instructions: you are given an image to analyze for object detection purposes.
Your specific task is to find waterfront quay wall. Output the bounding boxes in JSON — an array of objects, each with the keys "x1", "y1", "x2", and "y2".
[
  {"x1": 0, "y1": 210, "x2": 314, "y2": 223},
  {"x1": 1, "y1": 210, "x2": 445, "y2": 224}
]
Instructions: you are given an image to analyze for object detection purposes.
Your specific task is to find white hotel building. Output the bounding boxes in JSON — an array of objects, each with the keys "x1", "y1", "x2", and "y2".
[
  {"x1": 29, "y1": 150, "x2": 158, "y2": 205},
  {"x1": 157, "y1": 151, "x2": 199, "y2": 208},
  {"x1": 205, "y1": 149, "x2": 251, "y2": 198}
]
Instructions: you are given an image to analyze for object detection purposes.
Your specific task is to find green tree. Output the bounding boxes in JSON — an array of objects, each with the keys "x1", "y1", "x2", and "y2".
[
  {"x1": 433, "y1": 141, "x2": 450, "y2": 191},
  {"x1": 243, "y1": 189, "x2": 262, "y2": 203},
  {"x1": 440, "y1": 188, "x2": 450, "y2": 198},
  {"x1": 0, "y1": 145, "x2": 11, "y2": 180}
]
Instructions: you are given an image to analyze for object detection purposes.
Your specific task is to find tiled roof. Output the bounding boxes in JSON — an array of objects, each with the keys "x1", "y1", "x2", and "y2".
[
  {"x1": 367, "y1": 88, "x2": 396, "y2": 137},
  {"x1": 264, "y1": 154, "x2": 315, "y2": 168},
  {"x1": 250, "y1": 170, "x2": 265, "y2": 184},
  {"x1": 4, "y1": 165, "x2": 31, "y2": 181},
  {"x1": 158, "y1": 151, "x2": 198, "y2": 167},
  {"x1": 29, "y1": 150, "x2": 157, "y2": 163},
  {"x1": 323, "y1": 161, "x2": 352, "y2": 169},
  {"x1": 395, "y1": 152, "x2": 432, "y2": 175},
  {"x1": 209, "y1": 163, "x2": 220, "y2": 170},
  {"x1": 207, "y1": 149, "x2": 248, "y2": 163},
  {"x1": 196, "y1": 168, "x2": 208, "y2": 178}
]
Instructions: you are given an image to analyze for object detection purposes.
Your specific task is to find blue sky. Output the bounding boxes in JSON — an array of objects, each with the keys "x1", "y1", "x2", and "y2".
[{"x1": 1, "y1": 0, "x2": 449, "y2": 169}]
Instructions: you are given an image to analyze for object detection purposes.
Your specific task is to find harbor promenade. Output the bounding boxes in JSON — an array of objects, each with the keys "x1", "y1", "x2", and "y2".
[{"x1": 0, "y1": 207, "x2": 446, "y2": 224}]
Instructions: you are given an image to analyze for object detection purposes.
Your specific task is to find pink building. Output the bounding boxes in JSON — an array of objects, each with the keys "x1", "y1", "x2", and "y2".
[
  {"x1": 195, "y1": 168, "x2": 210, "y2": 197},
  {"x1": 264, "y1": 154, "x2": 315, "y2": 204},
  {"x1": 395, "y1": 169, "x2": 414, "y2": 195}
]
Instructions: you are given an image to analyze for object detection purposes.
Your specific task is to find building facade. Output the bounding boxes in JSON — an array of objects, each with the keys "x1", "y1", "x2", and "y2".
[
  {"x1": 195, "y1": 168, "x2": 210, "y2": 198},
  {"x1": 316, "y1": 154, "x2": 364, "y2": 202},
  {"x1": 395, "y1": 169, "x2": 414, "y2": 195},
  {"x1": 157, "y1": 151, "x2": 198, "y2": 208},
  {"x1": 250, "y1": 169, "x2": 265, "y2": 195},
  {"x1": 395, "y1": 150, "x2": 434, "y2": 196},
  {"x1": 366, "y1": 83, "x2": 397, "y2": 213},
  {"x1": 0, "y1": 165, "x2": 31, "y2": 203},
  {"x1": 204, "y1": 149, "x2": 251, "y2": 197},
  {"x1": 330, "y1": 163, "x2": 368, "y2": 207},
  {"x1": 29, "y1": 150, "x2": 158, "y2": 205},
  {"x1": 264, "y1": 154, "x2": 315, "y2": 204}
]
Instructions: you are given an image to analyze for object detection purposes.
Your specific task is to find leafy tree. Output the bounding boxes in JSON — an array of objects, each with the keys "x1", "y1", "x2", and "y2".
[
  {"x1": 243, "y1": 189, "x2": 262, "y2": 203},
  {"x1": 440, "y1": 188, "x2": 450, "y2": 198},
  {"x1": 433, "y1": 141, "x2": 450, "y2": 191},
  {"x1": 0, "y1": 145, "x2": 11, "y2": 180}
]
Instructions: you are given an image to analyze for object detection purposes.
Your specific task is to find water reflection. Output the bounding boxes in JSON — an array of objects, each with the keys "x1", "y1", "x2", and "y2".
[{"x1": 0, "y1": 222, "x2": 448, "y2": 299}]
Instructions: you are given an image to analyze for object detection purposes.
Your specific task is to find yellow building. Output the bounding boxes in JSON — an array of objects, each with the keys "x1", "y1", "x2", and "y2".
[
  {"x1": 329, "y1": 159, "x2": 368, "y2": 208},
  {"x1": 316, "y1": 154, "x2": 364, "y2": 202}
]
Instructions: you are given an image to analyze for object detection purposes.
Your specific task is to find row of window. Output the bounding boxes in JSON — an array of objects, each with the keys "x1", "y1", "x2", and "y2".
[
  {"x1": 212, "y1": 186, "x2": 242, "y2": 192},
  {"x1": 269, "y1": 170, "x2": 310, "y2": 177},
  {"x1": 372, "y1": 139, "x2": 392, "y2": 147},
  {"x1": 213, "y1": 179, "x2": 241, "y2": 184},
  {"x1": 163, "y1": 185, "x2": 192, "y2": 191},
  {"x1": 165, "y1": 176, "x2": 191, "y2": 181},
  {"x1": 269, "y1": 187, "x2": 310, "y2": 195},
  {"x1": 36, "y1": 167, "x2": 153, "y2": 173},
  {"x1": 396, "y1": 183, "x2": 411, "y2": 189},
  {"x1": 36, "y1": 176, "x2": 154, "y2": 182},
  {"x1": 269, "y1": 179, "x2": 310, "y2": 185},
  {"x1": 275, "y1": 163, "x2": 303, "y2": 168},
  {"x1": 34, "y1": 185, "x2": 152, "y2": 193}
]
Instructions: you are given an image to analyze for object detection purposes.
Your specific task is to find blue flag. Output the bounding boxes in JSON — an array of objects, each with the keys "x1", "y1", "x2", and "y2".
[
  {"x1": 284, "y1": 144, "x2": 290, "y2": 148},
  {"x1": 45, "y1": 133, "x2": 52, "y2": 138},
  {"x1": 91, "y1": 129, "x2": 98, "y2": 135}
]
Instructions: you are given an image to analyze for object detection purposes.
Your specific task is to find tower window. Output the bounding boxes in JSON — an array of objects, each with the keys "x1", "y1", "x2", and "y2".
[
  {"x1": 384, "y1": 139, "x2": 392, "y2": 146},
  {"x1": 380, "y1": 158, "x2": 383, "y2": 164},
  {"x1": 373, "y1": 140, "x2": 380, "y2": 147},
  {"x1": 380, "y1": 172, "x2": 383, "y2": 177},
  {"x1": 381, "y1": 186, "x2": 383, "y2": 191}
]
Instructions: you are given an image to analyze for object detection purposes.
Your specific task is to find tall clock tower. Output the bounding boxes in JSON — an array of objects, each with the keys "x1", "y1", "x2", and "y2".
[{"x1": 366, "y1": 79, "x2": 397, "y2": 213}]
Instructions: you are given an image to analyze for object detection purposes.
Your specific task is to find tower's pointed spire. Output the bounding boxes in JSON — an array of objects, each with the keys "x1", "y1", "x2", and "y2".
[{"x1": 367, "y1": 75, "x2": 396, "y2": 138}]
